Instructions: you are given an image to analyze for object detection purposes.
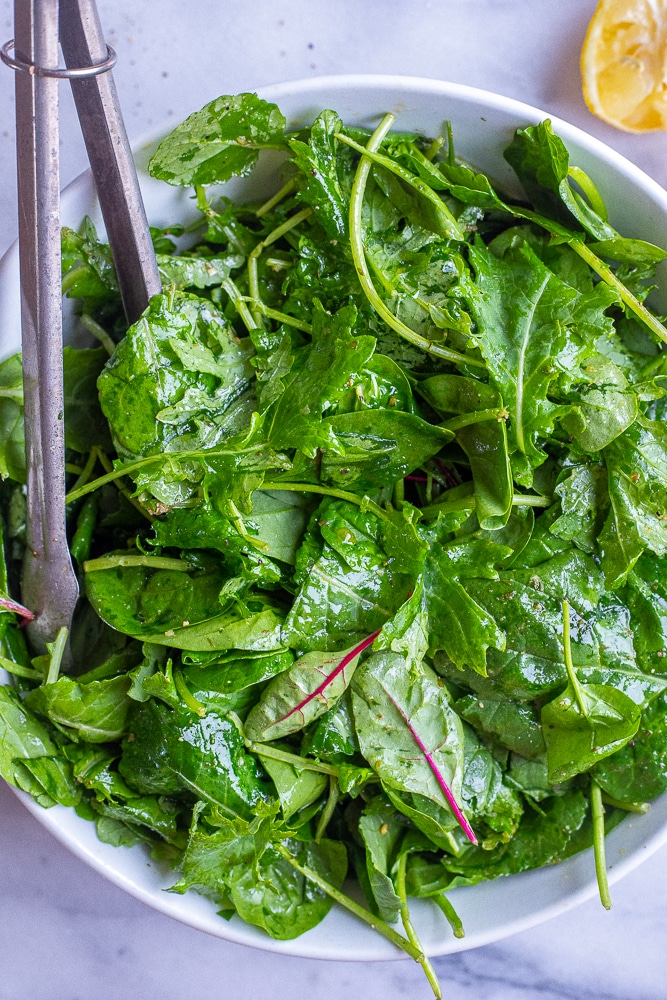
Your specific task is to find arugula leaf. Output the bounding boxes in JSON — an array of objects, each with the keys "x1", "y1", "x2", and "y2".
[
  {"x1": 465, "y1": 237, "x2": 580, "y2": 485},
  {"x1": 267, "y1": 302, "x2": 376, "y2": 457},
  {"x1": 148, "y1": 93, "x2": 288, "y2": 186},
  {"x1": 288, "y1": 110, "x2": 350, "y2": 240},
  {"x1": 504, "y1": 120, "x2": 616, "y2": 241}
]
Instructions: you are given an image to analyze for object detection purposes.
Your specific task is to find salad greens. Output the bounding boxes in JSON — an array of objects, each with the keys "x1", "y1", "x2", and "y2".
[{"x1": 2, "y1": 91, "x2": 667, "y2": 997}]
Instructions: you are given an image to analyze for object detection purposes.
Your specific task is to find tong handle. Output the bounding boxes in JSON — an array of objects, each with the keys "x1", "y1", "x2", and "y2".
[
  {"x1": 60, "y1": 0, "x2": 161, "y2": 324},
  {"x1": 15, "y1": 0, "x2": 79, "y2": 654}
]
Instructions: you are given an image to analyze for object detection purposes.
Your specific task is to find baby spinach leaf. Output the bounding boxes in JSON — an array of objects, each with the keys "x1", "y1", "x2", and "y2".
[
  {"x1": 550, "y1": 462, "x2": 609, "y2": 554},
  {"x1": 320, "y1": 408, "x2": 453, "y2": 492},
  {"x1": 421, "y1": 521, "x2": 509, "y2": 675},
  {"x1": 358, "y1": 797, "x2": 404, "y2": 923},
  {"x1": 63, "y1": 347, "x2": 114, "y2": 453},
  {"x1": 119, "y1": 699, "x2": 271, "y2": 819},
  {"x1": 259, "y1": 754, "x2": 328, "y2": 821},
  {"x1": 455, "y1": 693, "x2": 545, "y2": 760},
  {"x1": 504, "y1": 121, "x2": 616, "y2": 241},
  {"x1": 148, "y1": 92, "x2": 288, "y2": 186},
  {"x1": 417, "y1": 373, "x2": 512, "y2": 529},
  {"x1": 375, "y1": 581, "x2": 429, "y2": 671},
  {"x1": 458, "y1": 726, "x2": 523, "y2": 845},
  {"x1": 599, "y1": 417, "x2": 667, "y2": 588},
  {"x1": 444, "y1": 789, "x2": 588, "y2": 886},
  {"x1": 25, "y1": 675, "x2": 132, "y2": 744},
  {"x1": 84, "y1": 560, "x2": 285, "y2": 652},
  {"x1": 540, "y1": 602, "x2": 641, "y2": 783},
  {"x1": 182, "y1": 649, "x2": 294, "y2": 697},
  {"x1": 226, "y1": 837, "x2": 347, "y2": 940},
  {"x1": 98, "y1": 291, "x2": 256, "y2": 503},
  {"x1": 561, "y1": 354, "x2": 637, "y2": 453},
  {"x1": 592, "y1": 690, "x2": 667, "y2": 801},
  {"x1": 0, "y1": 686, "x2": 66, "y2": 796}
]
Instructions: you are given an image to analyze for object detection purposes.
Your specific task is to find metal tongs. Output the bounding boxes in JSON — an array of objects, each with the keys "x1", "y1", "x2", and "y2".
[{"x1": 2, "y1": 0, "x2": 161, "y2": 653}]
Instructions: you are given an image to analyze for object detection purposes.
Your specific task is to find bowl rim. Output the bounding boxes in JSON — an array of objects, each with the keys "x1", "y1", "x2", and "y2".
[{"x1": 2, "y1": 72, "x2": 667, "y2": 962}]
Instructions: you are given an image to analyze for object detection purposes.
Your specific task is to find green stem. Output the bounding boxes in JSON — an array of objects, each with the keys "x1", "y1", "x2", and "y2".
[
  {"x1": 68, "y1": 447, "x2": 100, "y2": 496},
  {"x1": 441, "y1": 408, "x2": 508, "y2": 432},
  {"x1": 94, "y1": 447, "x2": 154, "y2": 522},
  {"x1": 255, "y1": 178, "x2": 297, "y2": 218},
  {"x1": 315, "y1": 776, "x2": 340, "y2": 842},
  {"x1": 0, "y1": 656, "x2": 43, "y2": 681},
  {"x1": 419, "y1": 490, "x2": 551, "y2": 520},
  {"x1": 79, "y1": 313, "x2": 116, "y2": 356},
  {"x1": 337, "y1": 130, "x2": 463, "y2": 240},
  {"x1": 433, "y1": 892, "x2": 465, "y2": 939},
  {"x1": 83, "y1": 554, "x2": 192, "y2": 573},
  {"x1": 246, "y1": 739, "x2": 339, "y2": 777},
  {"x1": 396, "y1": 854, "x2": 443, "y2": 999},
  {"x1": 46, "y1": 628, "x2": 69, "y2": 685},
  {"x1": 562, "y1": 600, "x2": 588, "y2": 718},
  {"x1": 591, "y1": 780, "x2": 612, "y2": 910},
  {"x1": 66, "y1": 442, "x2": 266, "y2": 505},
  {"x1": 239, "y1": 299, "x2": 312, "y2": 334},
  {"x1": 248, "y1": 208, "x2": 313, "y2": 327},
  {"x1": 261, "y1": 480, "x2": 395, "y2": 526},
  {"x1": 344, "y1": 116, "x2": 484, "y2": 370},
  {"x1": 273, "y1": 842, "x2": 422, "y2": 961},
  {"x1": 571, "y1": 239, "x2": 667, "y2": 346},
  {"x1": 600, "y1": 792, "x2": 650, "y2": 814},
  {"x1": 220, "y1": 277, "x2": 256, "y2": 333},
  {"x1": 568, "y1": 166, "x2": 608, "y2": 221},
  {"x1": 173, "y1": 669, "x2": 207, "y2": 718}
]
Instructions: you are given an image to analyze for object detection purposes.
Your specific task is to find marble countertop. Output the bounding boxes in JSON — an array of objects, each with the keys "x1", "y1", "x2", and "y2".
[{"x1": 1, "y1": 2, "x2": 667, "y2": 998}]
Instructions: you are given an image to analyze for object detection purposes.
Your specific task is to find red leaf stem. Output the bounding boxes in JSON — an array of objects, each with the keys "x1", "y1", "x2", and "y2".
[
  {"x1": 277, "y1": 629, "x2": 381, "y2": 727},
  {"x1": 0, "y1": 596, "x2": 35, "y2": 623},
  {"x1": 386, "y1": 690, "x2": 477, "y2": 845}
]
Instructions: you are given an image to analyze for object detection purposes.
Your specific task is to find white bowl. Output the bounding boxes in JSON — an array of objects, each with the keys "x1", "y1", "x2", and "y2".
[{"x1": 2, "y1": 74, "x2": 667, "y2": 961}]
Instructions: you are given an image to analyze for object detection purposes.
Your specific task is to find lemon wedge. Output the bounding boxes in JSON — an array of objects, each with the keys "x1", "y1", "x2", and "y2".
[{"x1": 581, "y1": 0, "x2": 667, "y2": 131}]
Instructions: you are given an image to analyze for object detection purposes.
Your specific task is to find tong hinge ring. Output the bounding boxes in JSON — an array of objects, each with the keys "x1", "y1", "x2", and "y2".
[{"x1": 0, "y1": 38, "x2": 117, "y2": 78}]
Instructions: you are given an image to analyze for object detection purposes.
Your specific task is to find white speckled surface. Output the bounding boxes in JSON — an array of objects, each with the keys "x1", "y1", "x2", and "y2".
[{"x1": 2, "y1": 3, "x2": 667, "y2": 998}]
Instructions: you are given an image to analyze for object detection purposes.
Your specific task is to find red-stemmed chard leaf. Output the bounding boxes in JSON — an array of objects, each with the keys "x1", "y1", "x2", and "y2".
[
  {"x1": 0, "y1": 596, "x2": 35, "y2": 623},
  {"x1": 244, "y1": 630, "x2": 380, "y2": 743},
  {"x1": 351, "y1": 650, "x2": 477, "y2": 845},
  {"x1": 384, "y1": 688, "x2": 477, "y2": 844}
]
